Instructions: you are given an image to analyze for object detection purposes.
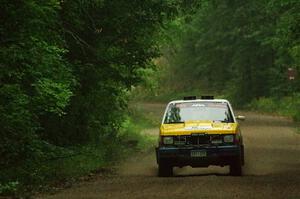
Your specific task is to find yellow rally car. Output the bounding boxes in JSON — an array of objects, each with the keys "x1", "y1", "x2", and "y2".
[{"x1": 156, "y1": 96, "x2": 245, "y2": 177}]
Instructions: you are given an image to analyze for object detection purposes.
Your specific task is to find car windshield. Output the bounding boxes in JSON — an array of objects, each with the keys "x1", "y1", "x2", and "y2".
[{"x1": 164, "y1": 101, "x2": 234, "y2": 124}]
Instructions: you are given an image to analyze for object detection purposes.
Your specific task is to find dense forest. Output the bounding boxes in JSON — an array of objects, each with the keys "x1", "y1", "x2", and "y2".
[
  {"x1": 1, "y1": 0, "x2": 300, "y2": 196},
  {"x1": 0, "y1": 0, "x2": 198, "y2": 194},
  {"x1": 154, "y1": 0, "x2": 300, "y2": 119}
]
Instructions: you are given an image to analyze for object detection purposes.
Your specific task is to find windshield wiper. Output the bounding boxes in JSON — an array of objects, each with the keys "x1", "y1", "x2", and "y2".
[
  {"x1": 165, "y1": 121, "x2": 185, "y2": 124},
  {"x1": 221, "y1": 120, "x2": 233, "y2": 123},
  {"x1": 213, "y1": 120, "x2": 229, "y2": 123}
]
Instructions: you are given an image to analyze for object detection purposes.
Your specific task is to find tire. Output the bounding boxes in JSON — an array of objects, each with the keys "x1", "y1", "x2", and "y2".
[
  {"x1": 158, "y1": 160, "x2": 173, "y2": 177},
  {"x1": 229, "y1": 156, "x2": 242, "y2": 176},
  {"x1": 241, "y1": 145, "x2": 245, "y2": 166}
]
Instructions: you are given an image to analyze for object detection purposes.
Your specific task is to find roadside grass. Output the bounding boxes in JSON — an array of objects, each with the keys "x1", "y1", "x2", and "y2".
[
  {"x1": 247, "y1": 95, "x2": 300, "y2": 122},
  {"x1": 129, "y1": 102, "x2": 163, "y2": 127},
  {"x1": 1, "y1": 145, "x2": 113, "y2": 196},
  {"x1": 296, "y1": 127, "x2": 300, "y2": 135},
  {"x1": 247, "y1": 95, "x2": 300, "y2": 135},
  {"x1": 0, "y1": 106, "x2": 157, "y2": 197}
]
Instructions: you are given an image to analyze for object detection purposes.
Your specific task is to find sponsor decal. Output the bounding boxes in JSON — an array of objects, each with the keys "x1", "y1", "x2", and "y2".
[{"x1": 185, "y1": 126, "x2": 212, "y2": 130}]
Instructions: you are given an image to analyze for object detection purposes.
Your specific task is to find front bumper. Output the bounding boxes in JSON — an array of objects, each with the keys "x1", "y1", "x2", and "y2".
[{"x1": 156, "y1": 145, "x2": 241, "y2": 167}]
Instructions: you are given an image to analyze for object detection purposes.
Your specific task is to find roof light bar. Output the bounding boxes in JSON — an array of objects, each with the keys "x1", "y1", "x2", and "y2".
[
  {"x1": 201, "y1": 96, "x2": 214, "y2": 99},
  {"x1": 183, "y1": 96, "x2": 197, "y2": 100}
]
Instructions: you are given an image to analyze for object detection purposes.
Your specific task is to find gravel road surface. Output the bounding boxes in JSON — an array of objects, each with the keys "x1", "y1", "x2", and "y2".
[{"x1": 41, "y1": 104, "x2": 300, "y2": 199}]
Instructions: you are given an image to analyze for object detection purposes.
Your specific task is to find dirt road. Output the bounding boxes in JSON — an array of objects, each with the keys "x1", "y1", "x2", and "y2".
[{"x1": 41, "y1": 104, "x2": 300, "y2": 199}]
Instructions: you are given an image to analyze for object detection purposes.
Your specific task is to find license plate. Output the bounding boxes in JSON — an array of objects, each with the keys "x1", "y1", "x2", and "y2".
[{"x1": 191, "y1": 150, "x2": 207, "y2": 157}]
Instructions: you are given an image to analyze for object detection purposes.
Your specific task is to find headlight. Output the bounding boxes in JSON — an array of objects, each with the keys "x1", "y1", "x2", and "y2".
[
  {"x1": 223, "y1": 135, "x2": 234, "y2": 143},
  {"x1": 163, "y1": 136, "x2": 174, "y2": 145}
]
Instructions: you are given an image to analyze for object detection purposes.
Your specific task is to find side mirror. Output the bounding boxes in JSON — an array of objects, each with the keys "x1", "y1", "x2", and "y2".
[{"x1": 236, "y1": 115, "x2": 245, "y2": 121}]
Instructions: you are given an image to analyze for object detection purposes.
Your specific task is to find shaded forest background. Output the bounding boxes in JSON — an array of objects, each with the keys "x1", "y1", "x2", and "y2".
[
  {"x1": 142, "y1": 0, "x2": 300, "y2": 120},
  {"x1": 1, "y1": 0, "x2": 300, "y2": 196},
  {"x1": 0, "y1": 0, "x2": 198, "y2": 195}
]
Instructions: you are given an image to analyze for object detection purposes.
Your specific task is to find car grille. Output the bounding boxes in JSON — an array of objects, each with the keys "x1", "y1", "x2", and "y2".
[{"x1": 174, "y1": 134, "x2": 211, "y2": 145}]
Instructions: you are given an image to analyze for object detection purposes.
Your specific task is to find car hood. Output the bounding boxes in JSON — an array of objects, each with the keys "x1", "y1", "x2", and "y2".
[{"x1": 160, "y1": 121, "x2": 238, "y2": 136}]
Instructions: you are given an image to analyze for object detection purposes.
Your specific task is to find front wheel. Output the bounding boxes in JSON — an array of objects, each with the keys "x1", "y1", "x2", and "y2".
[
  {"x1": 158, "y1": 160, "x2": 173, "y2": 177},
  {"x1": 229, "y1": 156, "x2": 242, "y2": 176}
]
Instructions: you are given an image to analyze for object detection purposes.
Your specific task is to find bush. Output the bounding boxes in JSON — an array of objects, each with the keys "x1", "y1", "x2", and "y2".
[
  {"x1": 248, "y1": 97, "x2": 278, "y2": 113},
  {"x1": 0, "y1": 181, "x2": 19, "y2": 196},
  {"x1": 248, "y1": 94, "x2": 300, "y2": 122}
]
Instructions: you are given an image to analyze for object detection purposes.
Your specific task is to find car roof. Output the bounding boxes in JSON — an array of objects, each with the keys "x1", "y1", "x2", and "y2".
[
  {"x1": 168, "y1": 99, "x2": 230, "y2": 104},
  {"x1": 162, "y1": 99, "x2": 236, "y2": 124}
]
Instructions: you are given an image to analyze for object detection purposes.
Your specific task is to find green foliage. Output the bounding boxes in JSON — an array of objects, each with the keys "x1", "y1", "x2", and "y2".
[
  {"x1": 34, "y1": 78, "x2": 73, "y2": 116},
  {"x1": 249, "y1": 93, "x2": 300, "y2": 122},
  {"x1": 0, "y1": 181, "x2": 19, "y2": 196},
  {"x1": 159, "y1": 0, "x2": 300, "y2": 107},
  {"x1": 0, "y1": 0, "x2": 198, "y2": 196},
  {"x1": 0, "y1": 107, "x2": 156, "y2": 196},
  {"x1": 248, "y1": 98, "x2": 279, "y2": 113},
  {"x1": 0, "y1": 84, "x2": 37, "y2": 169},
  {"x1": 0, "y1": 1, "x2": 74, "y2": 178},
  {"x1": 118, "y1": 116, "x2": 156, "y2": 151}
]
